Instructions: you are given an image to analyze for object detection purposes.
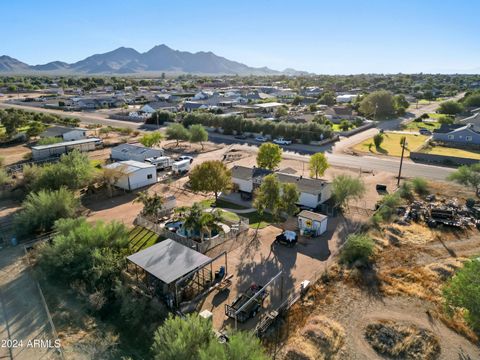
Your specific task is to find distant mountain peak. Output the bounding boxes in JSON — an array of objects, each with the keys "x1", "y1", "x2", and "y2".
[{"x1": 0, "y1": 45, "x2": 309, "y2": 76}]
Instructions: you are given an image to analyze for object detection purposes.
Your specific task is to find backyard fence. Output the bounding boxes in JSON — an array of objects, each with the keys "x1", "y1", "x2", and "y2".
[
  {"x1": 410, "y1": 151, "x2": 480, "y2": 166},
  {"x1": 134, "y1": 215, "x2": 249, "y2": 254}
]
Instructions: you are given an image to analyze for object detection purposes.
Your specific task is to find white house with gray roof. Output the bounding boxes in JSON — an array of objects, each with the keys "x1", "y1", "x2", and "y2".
[
  {"x1": 39, "y1": 126, "x2": 87, "y2": 141},
  {"x1": 230, "y1": 165, "x2": 331, "y2": 209},
  {"x1": 111, "y1": 143, "x2": 164, "y2": 162},
  {"x1": 432, "y1": 123, "x2": 480, "y2": 146}
]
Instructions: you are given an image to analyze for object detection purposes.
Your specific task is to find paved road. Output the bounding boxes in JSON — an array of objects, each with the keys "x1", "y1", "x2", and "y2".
[
  {"x1": 0, "y1": 101, "x2": 143, "y2": 129},
  {"x1": 1, "y1": 100, "x2": 457, "y2": 180}
]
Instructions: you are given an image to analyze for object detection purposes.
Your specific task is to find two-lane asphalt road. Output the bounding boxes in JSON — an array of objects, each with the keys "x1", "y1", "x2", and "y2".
[{"x1": 1, "y1": 101, "x2": 456, "y2": 180}]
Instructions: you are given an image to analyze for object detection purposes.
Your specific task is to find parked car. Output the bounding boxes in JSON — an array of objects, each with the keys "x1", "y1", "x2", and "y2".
[
  {"x1": 255, "y1": 136, "x2": 268, "y2": 142},
  {"x1": 275, "y1": 230, "x2": 298, "y2": 247},
  {"x1": 178, "y1": 155, "x2": 194, "y2": 163},
  {"x1": 234, "y1": 134, "x2": 247, "y2": 140},
  {"x1": 273, "y1": 137, "x2": 292, "y2": 145},
  {"x1": 419, "y1": 129, "x2": 432, "y2": 135}
]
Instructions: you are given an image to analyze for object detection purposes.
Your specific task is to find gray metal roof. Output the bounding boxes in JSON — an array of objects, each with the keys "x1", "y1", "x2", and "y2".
[
  {"x1": 127, "y1": 239, "x2": 212, "y2": 284},
  {"x1": 298, "y1": 210, "x2": 327, "y2": 222},
  {"x1": 112, "y1": 143, "x2": 163, "y2": 155},
  {"x1": 31, "y1": 137, "x2": 101, "y2": 150},
  {"x1": 40, "y1": 126, "x2": 86, "y2": 138}
]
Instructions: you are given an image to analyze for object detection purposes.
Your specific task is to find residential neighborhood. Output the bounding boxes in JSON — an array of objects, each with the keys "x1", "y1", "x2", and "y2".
[{"x1": 0, "y1": 1, "x2": 480, "y2": 360}]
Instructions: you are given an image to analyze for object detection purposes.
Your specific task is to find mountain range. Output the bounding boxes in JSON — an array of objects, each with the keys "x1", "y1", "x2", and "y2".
[{"x1": 0, "y1": 44, "x2": 308, "y2": 76}]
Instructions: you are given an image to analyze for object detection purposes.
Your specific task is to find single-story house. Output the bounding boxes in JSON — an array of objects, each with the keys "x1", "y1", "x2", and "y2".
[
  {"x1": 140, "y1": 102, "x2": 177, "y2": 114},
  {"x1": 111, "y1": 143, "x2": 164, "y2": 162},
  {"x1": 231, "y1": 165, "x2": 332, "y2": 208},
  {"x1": 39, "y1": 126, "x2": 87, "y2": 141},
  {"x1": 336, "y1": 94, "x2": 358, "y2": 103},
  {"x1": 104, "y1": 160, "x2": 157, "y2": 191},
  {"x1": 432, "y1": 123, "x2": 480, "y2": 146},
  {"x1": 253, "y1": 102, "x2": 285, "y2": 113},
  {"x1": 324, "y1": 106, "x2": 354, "y2": 120},
  {"x1": 297, "y1": 210, "x2": 328, "y2": 236},
  {"x1": 31, "y1": 138, "x2": 102, "y2": 160}
]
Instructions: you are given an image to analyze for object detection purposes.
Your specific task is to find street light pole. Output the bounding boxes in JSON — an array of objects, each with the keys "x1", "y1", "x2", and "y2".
[{"x1": 397, "y1": 139, "x2": 407, "y2": 186}]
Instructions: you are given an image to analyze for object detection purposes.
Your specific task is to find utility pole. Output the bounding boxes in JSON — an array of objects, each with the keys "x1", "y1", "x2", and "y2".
[{"x1": 397, "y1": 138, "x2": 407, "y2": 186}]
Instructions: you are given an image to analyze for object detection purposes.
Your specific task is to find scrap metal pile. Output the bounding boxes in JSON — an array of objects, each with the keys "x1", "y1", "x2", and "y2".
[{"x1": 397, "y1": 195, "x2": 480, "y2": 229}]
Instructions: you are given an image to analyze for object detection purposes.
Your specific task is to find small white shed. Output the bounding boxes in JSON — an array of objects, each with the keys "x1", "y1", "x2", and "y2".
[
  {"x1": 105, "y1": 160, "x2": 157, "y2": 191},
  {"x1": 297, "y1": 210, "x2": 328, "y2": 236}
]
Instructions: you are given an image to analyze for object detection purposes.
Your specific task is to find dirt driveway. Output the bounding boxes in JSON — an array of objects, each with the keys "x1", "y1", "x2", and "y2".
[
  {"x1": 0, "y1": 247, "x2": 61, "y2": 360},
  {"x1": 200, "y1": 215, "x2": 352, "y2": 331}
]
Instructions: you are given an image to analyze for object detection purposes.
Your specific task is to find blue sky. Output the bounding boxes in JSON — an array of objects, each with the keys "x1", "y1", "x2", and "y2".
[{"x1": 2, "y1": 0, "x2": 479, "y2": 74}]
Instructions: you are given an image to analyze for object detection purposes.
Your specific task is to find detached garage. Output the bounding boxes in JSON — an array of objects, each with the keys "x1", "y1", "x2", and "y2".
[
  {"x1": 105, "y1": 160, "x2": 157, "y2": 191},
  {"x1": 297, "y1": 210, "x2": 328, "y2": 237}
]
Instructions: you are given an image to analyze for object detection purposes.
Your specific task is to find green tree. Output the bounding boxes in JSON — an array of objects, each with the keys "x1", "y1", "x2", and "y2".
[
  {"x1": 448, "y1": 163, "x2": 480, "y2": 197},
  {"x1": 437, "y1": 115, "x2": 454, "y2": 125},
  {"x1": 275, "y1": 106, "x2": 288, "y2": 119},
  {"x1": 393, "y1": 94, "x2": 409, "y2": 114},
  {"x1": 189, "y1": 124, "x2": 208, "y2": 150},
  {"x1": 199, "y1": 331, "x2": 268, "y2": 360},
  {"x1": 31, "y1": 150, "x2": 95, "y2": 191},
  {"x1": 26, "y1": 121, "x2": 46, "y2": 138},
  {"x1": 36, "y1": 218, "x2": 129, "y2": 296},
  {"x1": 359, "y1": 90, "x2": 396, "y2": 119},
  {"x1": 139, "y1": 131, "x2": 164, "y2": 147},
  {"x1": 280, "y1": 182, "x2": 300, "y2": 219},
  {"x1": 373, "y1": 133, "x2": 384, "y2": 148},
  {"x1": 166, "y1": 123, "x2": 190, "y2": 146},
  {"x1": 318, "y1": 91, "x2": 336, "y2": 106},
  {"x1": 464, "y1": 94, "x2": 480, "y2": 107},
  {"x1": 332, "y1": 175, "x2": 366, "y2": 209},
  {"x1": 14, "y1": 187, "x2": 79, "y2": 237},
  {"x1": 292, "y1": 96, "x2": 304, "y2": 105},
  {"x1": 438, "y1": 100, "x2": 464, "y2": 115},
  {"x1": 340, "y1": 233, "x2": 375, "y2": 267},
  {"x1": 309, "y1": 152, "x2": 329, "y2": 179},
  {"x1": 256, "y1": 143, "x2": 282, "y2": 170},
  {"x1": 339, "y1": 119, "x2": 352, "y2": 131},
  {"x1": 188, "y1": 161, "x2": 231, "y2": 201},
  {"x1": 133, "y1": 191, "x2": 164, "y2": 217},
  {"x1": 443, "y1": 259, "x2": 480, "y2": 332},
  {"x1": 253, "y1": 174, "x2": 282, "y2": 220},
  {"x1": 151, "y1": 314, "x2": 214, "y2": 360}
]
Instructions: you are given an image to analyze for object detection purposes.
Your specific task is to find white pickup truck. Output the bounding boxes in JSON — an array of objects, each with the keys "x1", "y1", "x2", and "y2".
[{"x1": 273, "y1": 137, "x2": 292, "y2": 145}]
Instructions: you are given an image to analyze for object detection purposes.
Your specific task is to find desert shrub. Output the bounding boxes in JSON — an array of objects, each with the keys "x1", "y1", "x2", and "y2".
[
  {"x1": 443, "y1": 258, "x2": 480, "y2": 333},
  {"x1": 411, "y1": 177, "x2": 429, "y2": 195},
  {"x1": 398, "y1": 182, "x2": 413, "y2": 200},
  {"x1": 376, "y1": 193, "x2": 402, "y2": 222},
  {"x1": 373, "y1": 133, "x2": 384, "y2": 148},
  {"x1": 340, "y1": 233, "x2": 375, "y2": 267},
  {"x1": 14, "y1": 187, "x2": 79, "y2": 237}
]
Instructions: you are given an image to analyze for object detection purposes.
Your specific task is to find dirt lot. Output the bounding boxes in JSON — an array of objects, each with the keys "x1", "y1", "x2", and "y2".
[
  {"x1": 0, "y1": 247, "x2": 61, "y2": 360},
  {"x1": 274, "y1": 182, "x2": 480, "y2": 360}
]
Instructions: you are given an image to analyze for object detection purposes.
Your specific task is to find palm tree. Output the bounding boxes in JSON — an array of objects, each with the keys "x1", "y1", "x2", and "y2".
[{"x1": 133, "y1": 191, "x2": 164, "y2": 218}]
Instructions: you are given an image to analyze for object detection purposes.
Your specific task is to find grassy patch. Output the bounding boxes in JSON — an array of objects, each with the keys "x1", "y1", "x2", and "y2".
[
  {"x1": 331, "y1": 124, "x2": 357, "y2": 132},
  {"x1": 218, "y1": 209, "x2": 241, "y2": 222},
  {"x1": 242, "y1": 211, "x2": 275, "y2": 229},
  {"x1": 128, "y1": 226, "x2": 164, "y2": 252},
  {"x1": 199, "y1": 198, "x2": 249, "y2": 210},
  {"x1": 403, "y1": 120, "x2": 441, "y2": 132},
  {"x1": 422, "y1": 145, "x2": 480, "y2": 160},
  {"x1": 354, "y1": 132, "x2": 428, "y2": 157}
]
